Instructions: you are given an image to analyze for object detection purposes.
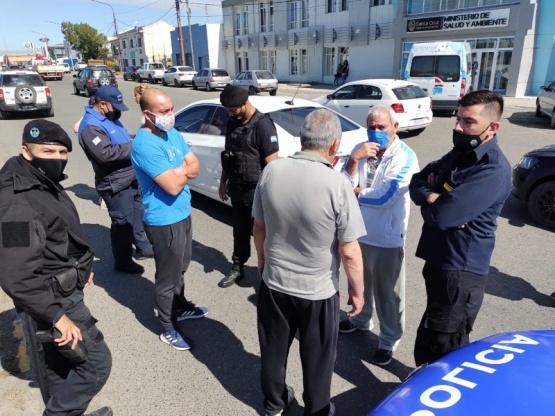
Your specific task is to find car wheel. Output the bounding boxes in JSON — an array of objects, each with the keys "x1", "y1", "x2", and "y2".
[
  {"x1": 44, "y1": 107, "x2": 54, "y2": 118},
  {"x1": 85, "y1": 88, "x2": 91, "y2": 98},
  {"x1": 162, "y1": 78, "x2": 167, "y2": 86},
  {"x1": 192, "y1": 81, "x2": 198, "y2": 90},
  {"x1": 535, "y1": 100, "x2": 542, "y2": 117},
  {"x1": 205, "y1": 83, "x2": 212, "y2": 92},
  {"x1": 74, "y1": 84, "x2": 80, "y2": 95},
  {"x1": 248, "y1": 86, "x2": 256, "y2": 96},
  {"x1": 269, "y1": 90, "x2": 277, "y2": 96},
  {"x1": 528, "y1": 181, "x2": 555, "y2": 230},
  {"x1": 149, "y1": 75, "x2": 154, "y2": 84},
  {"x1": 0, "y1": 109, "x2": 7, "y2": 120},
  {"x1": 411, "y1": 128, "x2": 426, "y2": 136},
  {"x1": 136, "y1": 76, "x2": 142, "y2": 83},
  {"x1": 15, "y1": 85, "x2": 37, "y2": 104},
  {"x1": 551, "y1": 110, "x2": 555, "y2": 129},
  {"x1": 174, "y1": 79, "x2": 180, "y2": 88}
]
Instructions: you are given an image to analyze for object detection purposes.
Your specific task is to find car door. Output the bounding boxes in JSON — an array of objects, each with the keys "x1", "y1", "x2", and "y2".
[
  {"x1": 78, "y1": 69, "x2": 89, "y2": 91},
  {"x1": 174, "y1": 104, "x2": 227, "y2": 199},
  {"x1": 164, "y1": 67, "x2": 173, "y2": 84},
  {"x1": 347, "y1": 84, "x2": 385, "y2": 126},
  {"x1": 323, "y1": 85, "x2": 364, "y2": 125},
  {"x1": 234, "y1": 72, "x2": 246, "y2": 88},
  {"x1": 540, "y1": 81, "x2": 555, "y2": 117}
]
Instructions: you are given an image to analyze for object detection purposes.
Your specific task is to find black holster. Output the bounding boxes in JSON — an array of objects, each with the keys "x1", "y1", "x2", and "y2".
[{"x1": 51, "y1": 268, "x2": 78, "y2": 297}]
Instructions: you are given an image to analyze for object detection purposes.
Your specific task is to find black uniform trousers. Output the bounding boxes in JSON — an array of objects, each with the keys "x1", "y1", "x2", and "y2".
[
  {"x1": 144, "y1": 216, "x2": 193, "y2": 332},
  {"x1": 230, "y1": 184, "x2": 256, "y2": 267},
  {"x1": 38, "y1": 290, "x2": 112, "y2": 416},
  {"x1": 257, "y1": 281, "x2": 338, "y2": 416},
  {"x1": 414, "y1": 262, "x2": 486, "y2": 366},
  {"x1": 102, "y1": 182, "x2": 151, "y2": 267}
]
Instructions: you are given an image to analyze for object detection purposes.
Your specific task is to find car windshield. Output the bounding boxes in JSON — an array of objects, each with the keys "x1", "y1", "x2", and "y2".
[
  {"x1": 212, "y1": 70, "x2": 229, "y2": 77},
  {"x1": 268, "y1": 106, "x2": 359, "y2": 136},
  {"x1": 150, "y1": 64, "x2": 164, "y2": 69},
  {"x1": 392, "y1": 85, "x2": 428, "y2": 100},
  {"x1": 92, "y1": 70, "x2": 113, "y2": 78},
  {"x1": 1, "y1": 74, "x2": 45, "y2": 87},
  {"x1": 255, "y1": 71, "x2": 275, "y2": 80}
]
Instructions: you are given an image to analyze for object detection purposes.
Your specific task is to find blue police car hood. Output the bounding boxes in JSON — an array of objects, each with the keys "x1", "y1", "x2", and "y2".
[{"x1": 369, "y1": 330, "x2": 555, "y2": 416}]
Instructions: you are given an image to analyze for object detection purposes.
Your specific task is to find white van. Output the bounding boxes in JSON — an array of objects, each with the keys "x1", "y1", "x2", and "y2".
[{"x1": 403, "y1": 42, "x2": 472, "y2": 113}]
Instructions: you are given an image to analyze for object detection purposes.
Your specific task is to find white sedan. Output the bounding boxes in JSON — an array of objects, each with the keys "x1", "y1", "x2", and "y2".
[
  {"x1": 162, "y1": 66, "x2": 197, "y2": 87},
  {"x1": 313, "y1": 79, "x2": 433, "y2": 134},
  {"x1": 174, "y1": 96, "x2": 367, "y2": 204}
]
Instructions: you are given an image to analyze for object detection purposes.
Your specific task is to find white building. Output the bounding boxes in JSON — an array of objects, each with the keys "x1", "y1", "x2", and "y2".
[{"x1": 110, "y1": 21, "x2": 175, "y2": 69}]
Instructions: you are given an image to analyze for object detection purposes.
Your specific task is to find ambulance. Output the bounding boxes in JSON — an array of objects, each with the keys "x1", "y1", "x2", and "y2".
[{"x1": 404, "y1": 42, "x2": 472, "y2": 113}]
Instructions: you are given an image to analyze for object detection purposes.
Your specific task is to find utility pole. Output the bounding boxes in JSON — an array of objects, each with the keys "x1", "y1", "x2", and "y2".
[
  {"x1": 175, "y1": 0, "x2": 186, "y2": 66},
  {"x1": 92, "y1": 0, "x2": 122, "y2": 71},
  {"x1": 185, "y1": 0, "x2": 195, "y2": 70}
]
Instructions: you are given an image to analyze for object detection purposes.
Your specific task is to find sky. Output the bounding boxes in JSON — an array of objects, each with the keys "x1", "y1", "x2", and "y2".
[{"x1": 1, "y1": 0, "x2": 224, "y2": 53}]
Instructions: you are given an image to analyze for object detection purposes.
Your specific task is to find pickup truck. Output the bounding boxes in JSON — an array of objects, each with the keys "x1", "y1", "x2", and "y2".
[
  {"x1": 137, "y1": 62, "x2": 166, "y2": 84},
  {"x1": 32, "y1": 63, "x2": 65, "y2": 80}
]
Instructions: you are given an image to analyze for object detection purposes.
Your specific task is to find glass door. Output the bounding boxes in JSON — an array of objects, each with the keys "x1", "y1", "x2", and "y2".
[
  {"x1": 493, "y1": 50, "x2": 512, "y2": 94},
  {"x1": 477, "y1": 51, "x2": 495, "y2": 91}
]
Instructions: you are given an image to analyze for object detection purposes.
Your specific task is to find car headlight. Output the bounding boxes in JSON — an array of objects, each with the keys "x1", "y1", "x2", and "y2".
[{"x1": 517, "y1": 156, "x2": 539, "y2": 170}]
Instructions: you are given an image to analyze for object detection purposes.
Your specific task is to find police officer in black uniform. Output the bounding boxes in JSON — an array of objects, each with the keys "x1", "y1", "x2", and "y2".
[
  {"x1": 218, "y1": 85, "x2": 279, "y2": 288},
  {"x1": 0, "y1": 120, "x2": 112, "y2": 416}
]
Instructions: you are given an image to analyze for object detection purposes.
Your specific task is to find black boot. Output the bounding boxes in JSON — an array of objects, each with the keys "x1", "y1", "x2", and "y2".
[
  {"x1": 85, "y1": 407, "x2": 113, "y2": 416},
  {"x1": 218, "y1": 264, "x2": 244, "y2": 288}
]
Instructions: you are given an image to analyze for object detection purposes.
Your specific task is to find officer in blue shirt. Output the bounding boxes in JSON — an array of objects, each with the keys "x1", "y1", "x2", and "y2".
[
  {"x1": 409, "y1": 90, "x2": 511, "y2": 366},
  {"x1": 131, "y1": 88, "x2": 208, "y2": 351},
  {"x1": 78, "y1": 86, "x2": 153, "y2": 274}
]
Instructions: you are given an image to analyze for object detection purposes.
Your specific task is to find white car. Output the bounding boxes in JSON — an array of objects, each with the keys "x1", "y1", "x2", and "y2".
[
  {"x1": 162, "y1": 66, "x2": 197, "y2": 88},
  {"x1": 174, "y1": 96, "x2": 367, "y2": 204},
  {"x1": 0, "y1": 70, "x2": 54, "y2": 119},
  {"x1": 313, "y1": 79, "x2": 433, "y2": 134},
  {"x1": 535, "y1": 79, "x2": 555, "y2": 128},
  {"x1": 228, "y1": 70, "x2": 278, "y2": 96}
]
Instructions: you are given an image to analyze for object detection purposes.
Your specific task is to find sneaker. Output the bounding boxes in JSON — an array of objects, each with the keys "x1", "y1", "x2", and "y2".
[
  {"x1": 338, "y1": 318, "x2": 371, "y2": 333},
  {"x1": 85, "y1": 407, "x2": 113, "y2": 416},
  {"x1": 372, "y1": 348, "x2": 393, "y2": 366},
  {"x1": 114, "y1": 261, "x2": 144, "y2": 274},
  {"x1": 159, "y1": 329, "x2": 194, "y2": 351},
  {"x1": 135, "y1": 250, "x2": 154, "y2": 260},
  {"x1": 265, "y1": 385, "x2": 295, "y2": 416},
  {"x1": 175, "y1": 303, "x2": 209, "y2": 321}
]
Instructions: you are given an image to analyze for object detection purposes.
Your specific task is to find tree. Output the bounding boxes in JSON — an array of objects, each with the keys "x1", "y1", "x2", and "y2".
[{"x1": 61, "y1": 22, "x2": 107, "y2": 62}]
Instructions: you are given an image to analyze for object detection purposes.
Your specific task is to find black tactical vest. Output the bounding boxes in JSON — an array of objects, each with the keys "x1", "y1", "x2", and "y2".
[{"x1": 222, "y1": 111, "x2": 270, "y2": 186}]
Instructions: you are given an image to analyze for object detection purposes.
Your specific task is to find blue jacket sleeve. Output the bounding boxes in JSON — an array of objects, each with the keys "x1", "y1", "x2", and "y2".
[{"x1": 80, "y1": 125, "x2": 132, "y2": 165}]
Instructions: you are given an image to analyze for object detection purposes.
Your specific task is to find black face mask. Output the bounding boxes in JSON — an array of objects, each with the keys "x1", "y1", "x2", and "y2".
[
  {"x1": 30, "y1": 156, "x2": 68, "y2": 182},
  {"x1": 105, "y1": 109, "x2": 121, "y2": 121},
  {"x1": 452, "y1": 123, "x2": 492, "y2": 152}
]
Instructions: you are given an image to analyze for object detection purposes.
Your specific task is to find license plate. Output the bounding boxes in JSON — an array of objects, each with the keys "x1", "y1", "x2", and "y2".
[
  {"x1": 413, "y1": 118, "x2": 426, "y2": 125},
  {"x1": 21, "y1": 106, "x2": 37, "y2": 111}
]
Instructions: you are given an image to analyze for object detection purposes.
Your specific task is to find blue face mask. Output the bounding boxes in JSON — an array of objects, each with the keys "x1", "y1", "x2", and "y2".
[{"x1": 367, "y1": 129, "x2": 390, "y2": 150}]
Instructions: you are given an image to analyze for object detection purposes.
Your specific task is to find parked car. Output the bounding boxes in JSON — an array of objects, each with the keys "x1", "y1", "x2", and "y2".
[
  {"x1": 174, "y1": 96, "x2": 366, "y2": 203},
  {"x1": 369, "y1": 330, "x2": 555, "y2": 416},
  {"x1": 535, "y1": 79, "x2": 555, "y2": 128},
  {"x1": 0, "y1": 70, "x2": 54, "y2": 119},
  {"x1": 192, "y1": 68, "x2": 231, "y2": 91},
  {"x1": 74, "y1": 62, "x2": 87, "y2": 70},
  {"x1": 163, "y1": 66, "x2": 197, "y2": 87},
  {"x1": 313, "y1": 79, "x2": 433, "y2": 134},
  {"x1": 228, "y1": 70, "x2": 278, "y2": 96},
  {"x1": 123, "y1": 65, "x2": 140, "y2": 81},
  {"x1": 73, "y1": 66, "x2": 118, "y2": 97},
  {"x1": 62, "y1": 63, "x2": 71, "y2": 74},
  {"x1": 512, "y1": 144, "x2": 555, "y2": 230}
]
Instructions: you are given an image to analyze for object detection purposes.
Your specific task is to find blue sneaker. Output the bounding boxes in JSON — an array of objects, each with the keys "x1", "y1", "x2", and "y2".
[
  {"x1": 175, "y1": 304, "x2": 209, "y2": 321},
  {"x1": 159, "y1": 330, "x2": 194, "y2": 351}
]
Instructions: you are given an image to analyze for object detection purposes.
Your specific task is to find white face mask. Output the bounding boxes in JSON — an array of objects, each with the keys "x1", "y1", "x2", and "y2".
[
  {"x1": 140, "y1": 115, "x2": 146, "y2": 126},
  {"x1": 146, "y1": 110, "x2": 175, "y2": 132}
]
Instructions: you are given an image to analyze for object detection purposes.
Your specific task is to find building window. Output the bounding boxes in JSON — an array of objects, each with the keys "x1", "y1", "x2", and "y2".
[
  {"x1": 122, "y1": 40, "x2": 126, "y2": 49},
  {"x1": 290, "y1": 1, "x2": 309, "y2": 29},
  {"x1": 130, "y1": 39, "x2": 134, "y2": 48},
  {"x1": 261, "y1": 51, "x2": 277, "y2": 74},
  {"x1": 260, "y1": 51, "x2": 268, "y2": 70},
  {"x1": 138, "y1": 38, "x2": 142, "y2": 47},
  {"x1": 325, "y1": 47, "x2": 336, "y2": 76},
  {"x1": 236, "y1": 13, "x2": 241, "y2": 35},
  {"x1": 132, "y1": 58, "x2": 136, "y2": 65},
  {"x1": 407, "y1": 0, "x2": 508, "y2": 15},
  {"x1": 372, "y1": 0, "x2": 392, "y2": 5},
  {"x1": 269, "y1": 1, "x2": 274, "y2": 31},
  {"x1": 290, "y1": 1, "x2": 298, "y2": 29},
  {"x1": 243, "y1": 7, "x2": 249, "y2": 35},
  {"x1": 124, "y1": 59, "x2": 129, "y2": 67},
  {"x1": 327, "y1": 0, "x2": 347, "y2": 13},
  {"x1": 237, "y1": 52, "x2": 249, "y2": 72},
  {"x1": 269, "y1": 50, "x2": 276, "y2": 74},
  {"x1": 260, "y1": 3, "x2": 267, "y2": 33},
  {"x1": 140, "y1": 58, "x2": 144, "y2": 65},
  {"x1": 290, "y1": 49, "x2": 307, "y2": 75}
]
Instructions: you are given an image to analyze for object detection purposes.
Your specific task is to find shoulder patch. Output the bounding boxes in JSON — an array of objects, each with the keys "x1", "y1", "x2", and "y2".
[
  {"x1": 271, "y1": 135, "x2": 278, "y2": 143},
  {"x1": 92, "y1": 136, "x2": 102, "y2": 146},
  {"x1": 2, "y1": 222, "x2": 31, "y2": 248}
]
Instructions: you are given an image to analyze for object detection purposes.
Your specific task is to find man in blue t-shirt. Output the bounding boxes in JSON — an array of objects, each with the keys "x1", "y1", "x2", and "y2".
[{"x1": 131, "y1": 88, "x2": 208, "y2": 351}]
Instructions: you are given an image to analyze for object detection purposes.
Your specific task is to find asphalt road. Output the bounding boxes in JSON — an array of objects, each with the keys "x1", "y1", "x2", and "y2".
[{"x1": 0, "y1": 76, "x2": 554, "y2": 416}]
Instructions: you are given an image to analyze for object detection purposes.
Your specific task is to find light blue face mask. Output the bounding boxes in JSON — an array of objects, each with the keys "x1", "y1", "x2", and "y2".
[{"x1": 367, "y1": 129, "x2": 390, "y2": 150}]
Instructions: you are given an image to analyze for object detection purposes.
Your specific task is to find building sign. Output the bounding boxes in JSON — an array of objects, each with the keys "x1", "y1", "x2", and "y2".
[{"x1": 407, "y1": 8, "x2": 510, "y2": 33}]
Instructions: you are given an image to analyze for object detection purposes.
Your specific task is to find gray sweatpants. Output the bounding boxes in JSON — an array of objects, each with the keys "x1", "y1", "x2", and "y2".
[{"x1": 349, "y1": 244, "x2": 405, "y2": 351}]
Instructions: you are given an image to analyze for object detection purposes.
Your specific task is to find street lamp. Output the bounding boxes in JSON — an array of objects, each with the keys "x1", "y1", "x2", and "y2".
[
  {"x1": 92, "y1": 0, "x2": 122, "y2": 71},
  {"x1": 31, "y1": 30, "x2": 51, "y2": 61}
]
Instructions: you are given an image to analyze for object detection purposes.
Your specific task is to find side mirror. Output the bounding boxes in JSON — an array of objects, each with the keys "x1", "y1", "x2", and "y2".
[
  {"x1": 540, "y1": 86, "x2": 546, "y2": 90},
  {"x1": 73, "y1": 74, "x2": 77, "y2": 78},
  {"x1": 326, "y1": 94, "x2": 334, "y2": 100}
]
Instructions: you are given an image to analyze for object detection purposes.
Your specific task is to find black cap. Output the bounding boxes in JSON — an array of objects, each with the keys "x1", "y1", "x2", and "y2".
[
  {"x1": 220, "y1": 85, "x2": 249, "y2": 108},
  {"x1": 22, "y1": 119, "x2": 72, "y2": 152}
]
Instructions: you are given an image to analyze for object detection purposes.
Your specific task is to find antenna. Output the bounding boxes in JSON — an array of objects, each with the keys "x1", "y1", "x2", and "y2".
[{"x1": 285, "y1": 83, "x2": 302, "y2": 105}]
